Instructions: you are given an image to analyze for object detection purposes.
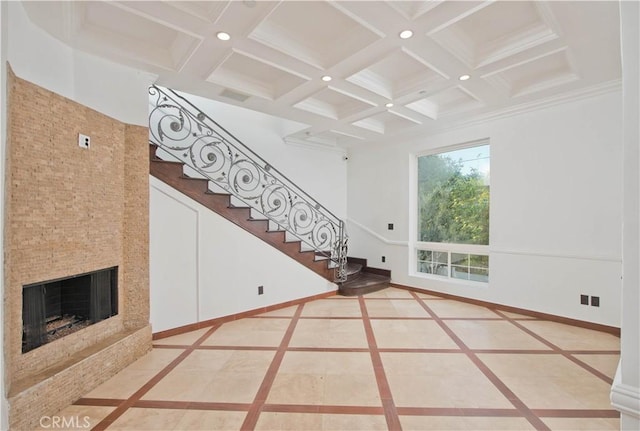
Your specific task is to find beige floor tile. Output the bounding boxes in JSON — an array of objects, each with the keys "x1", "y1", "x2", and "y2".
[
  {"x1": 322, "y1": 414, "x2": 388, "y2": 430},
  {"x1": 141, "y1": 368, "x2": 215, "y2": 402},
  {"x1": 541, "y1": 417, "x2": 620, "y2": 430},
  {"x1": 219, "y1": 350, "x2": 276, "y2": 373},
  {"x1": 173, "y1": 410, "x2": 246, "y2": 430},
  {"x1": 517, "y1": 321, "x2": 620, "y2": 351},
  {"x1": 143, "y1": 350, "x2": 273, "y2": 403},
  {"x1": 425, "y1": 300, "x2": 499, "y2": 318},
  {"x1": 32, "y1": 405, "x2": 115, "y2": 431},
  {"x1": 301, "y1": 299, "x2": 362, "y2": 317},
  {"x1": 255, "y1": 412, "x2": 323, "y2": 430},
  {"x1": 445, "y1": 320, "x2": 552, "y2": 350},
  {"x1": 278, "y1": 351, "x2": 374, "y2": 375},
  {"x1": 153, "y1": 327, "x2": 213, "y2": 346},
  {"x1": 478, "y1": 354, "x2": 614, "y2": 409},
  {"x1": 125, "y1": 348, "x2": 184, "y2": 371},
  {"x1": 289, "y1": 319, "x2": 368, "y2": 348},
  {"x1": 365, "y1": 299, "x2": 431, "y2": 318},
  {"x1": 106, "y1": 407, "x2": 186, "y2": 430},
  {"x1": 172, "y1": 349, "x2": 236, "y2": 372},
  {"x1": 255, "y1": 306, "x2": 298, "y2": 317},
  {"x1": 499, "y1": 311, "x2": 538, "y2": 319},
  {"x1": 266, "y1": 373, "x2": 325, "y2": 405},
  {"x1": 84, "y1": 368, "x2": 159, "y2": 399},
  {"x1": 371, "y1": 319, "x2": 459, "y2": 349},
  {"x1": 323, "y1": 373, "x2": 381, "y2": 406},
  {"x1": 364, "y1": 287, "x2": 414, "y2": 298},
  {"x1": 197, "y1": 371, "x2": 268, "y2": 403},
  {"x1": 268, "y1": 351, "x2": 379, "y2": 406},
  {"x1": 201, "y1": 318, "x2": 289, "y2": 347},
  {"x1": 573, "y1": 353, "x2": 620, "y2": 379},
  {"x1": 400, "y1": 415, "x2": 535, "y2": 430},
  {"x1": 382, "y1": 353, "x2": 512, "y2": 408}
]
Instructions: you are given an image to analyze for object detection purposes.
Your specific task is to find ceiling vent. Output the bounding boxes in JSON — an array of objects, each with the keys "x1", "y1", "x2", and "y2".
[{"x1": 220, "y1": 88, "x2": 250, "y2": 102}]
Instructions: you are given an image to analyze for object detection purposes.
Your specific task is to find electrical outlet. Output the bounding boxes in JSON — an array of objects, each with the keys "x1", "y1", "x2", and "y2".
[
  {"x1": 580, "y1": 294, "x2": 589, "y2": 305},
  {"x1": 382, "y1": 256, "x2": 386, "y2": 263},
  {"x1": 388, "y1": 223, "x2": 394, "y2": 230},
  {"x1": 258, "y1": 285, "x2": 264, "y2": 295},
  {"x1": 78, "y1": 133, "x2": 90, "y2": 149},
  {"x1": 591, "y1": 296, "x2": 600, "y2": 307}
]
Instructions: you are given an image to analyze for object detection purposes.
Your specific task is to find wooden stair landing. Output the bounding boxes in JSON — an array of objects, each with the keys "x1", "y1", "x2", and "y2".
[
  {"x1": 338, "y1": 258, "x2": 391, "y2": 296},
  {"x1": 149, "y1": 144, "x2": 334, "y2": 282}
]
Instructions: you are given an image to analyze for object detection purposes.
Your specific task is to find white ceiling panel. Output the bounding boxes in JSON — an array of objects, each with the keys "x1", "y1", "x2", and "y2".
[{"x1": 21, "y1": 0, "x2": 621, "y2": 147}]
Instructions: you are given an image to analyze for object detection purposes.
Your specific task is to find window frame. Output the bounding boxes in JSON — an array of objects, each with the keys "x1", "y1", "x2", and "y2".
[{"x1": 409, "y1": 139, "x2": 490, "y2": 285}]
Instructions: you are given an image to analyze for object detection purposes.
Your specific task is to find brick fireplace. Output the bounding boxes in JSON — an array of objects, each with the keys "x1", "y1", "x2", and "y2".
[{"x1": 3, "y1": 67, "x2": 152, "y2": 430}]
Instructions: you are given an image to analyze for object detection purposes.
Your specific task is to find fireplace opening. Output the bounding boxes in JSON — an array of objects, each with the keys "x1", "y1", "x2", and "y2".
[{"x1": 22, "y1": 267, "x2": 118, "y2": 353}]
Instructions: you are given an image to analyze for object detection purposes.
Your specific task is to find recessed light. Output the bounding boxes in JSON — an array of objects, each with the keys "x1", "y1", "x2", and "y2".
[
  {"x1": 399, "y1": 30, "x2": 413, "y2": 39},
  {"x1": 216, "y1": 32, "x2": 231, "y2": 41},
  {"x1": 458, "y1": 74, "x2": 471, "y2": 81},
  {"x1": 385, "y1": 102, "x2": 394, "y2": 108},
  {"x1": 321, "y1": 75, "x2": 332, "y2": 82}
]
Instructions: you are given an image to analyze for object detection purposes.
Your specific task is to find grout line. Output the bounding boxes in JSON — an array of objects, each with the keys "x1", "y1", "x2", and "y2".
[
  {"x1": 358, "y1": 295, "x2": 402, "y2": 431},
  {"x1": 74, "y1": 396, "x2": 620, "y2": 419},
  {"x1": 90, "y1": 324, "x2": 221, "y2": 431},
  {"x1": 410, "y1": 292, "x2": 551, "y2": 431},
  {"x1": 396, "y1": 407, "x2": 520, "y2": 417},
  {"x1": 133, "y1": 400, "x2": 251, "y2": 411},
  {"x1": 151, "y1": 344, "x2": 192, "y2": 349},
  {"x1": 492, "y1": 309, "x2": 616, "y2": 384},
  {"x1": 261, "y1": 404, "x2": 385, "y2": 415},
  {"x1": 531, "y1": 409, "x2": 620, "y2": 418},
  {"x1": 74, "y1": 398, "x2": 123, "y2": 407},
  {"x1": 193, "y1": 345, "x2": 278, "y2": 351},
  {"x1": 240, "y1": 304, "x2": 304, "y2": 430}
]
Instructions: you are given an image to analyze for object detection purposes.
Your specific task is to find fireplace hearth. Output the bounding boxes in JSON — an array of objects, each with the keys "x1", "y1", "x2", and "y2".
[{"x1": 22, "y1": 267, "x2": 118, "y2": 353}]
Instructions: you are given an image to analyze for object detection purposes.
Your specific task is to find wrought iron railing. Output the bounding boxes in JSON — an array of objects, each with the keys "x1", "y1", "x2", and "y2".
[{"x1": 148, "y1": 85, "x2": 348, "y2": 282}]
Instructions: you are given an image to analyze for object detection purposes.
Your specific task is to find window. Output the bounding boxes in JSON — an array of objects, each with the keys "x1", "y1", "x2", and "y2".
[{"x1": 415, "y1": 143, "x2": 490, "y2": 282}]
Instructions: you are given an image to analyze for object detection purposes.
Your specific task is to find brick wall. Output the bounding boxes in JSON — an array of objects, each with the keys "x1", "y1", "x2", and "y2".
[{"x1": 3, "y1": 68, "x2": 151, "y2": 429}]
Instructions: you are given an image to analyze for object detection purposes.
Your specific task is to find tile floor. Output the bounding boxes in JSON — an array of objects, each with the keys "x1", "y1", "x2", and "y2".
[{"x1": 41, "y1": 288, "x2": 620, "y2": 430}]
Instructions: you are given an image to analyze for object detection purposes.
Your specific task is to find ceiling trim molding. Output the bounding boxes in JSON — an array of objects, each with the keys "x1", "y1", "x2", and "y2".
[
  {"x1": 283, "y1": 137, "x2": 347, "y2": 155},
  {"x1": 434, "y1": 78, "x2": 622, "y2": 136}
]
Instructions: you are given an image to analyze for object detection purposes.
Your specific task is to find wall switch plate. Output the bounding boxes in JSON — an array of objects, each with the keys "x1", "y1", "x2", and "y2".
[
  {"x1": 258, "y1": 285, "x2": 264, "y2": 295},
  {"x1": 580, "y1": 294, "x2": 589, "y2": 305},
  {"x1": 388, "y1": 223, "x2": 394, "y2": 230},
  {"x1": 78, "y1": 133, "x2": 90, "y2": 149},
  {"x1": 382, "y1": 256, "x2": 386, "y2": 263},
  {"x1": 591, "y1": 296, "x2": 600, "y2": 307}
]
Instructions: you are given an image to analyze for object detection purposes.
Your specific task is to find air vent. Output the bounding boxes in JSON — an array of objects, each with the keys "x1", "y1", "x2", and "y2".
[{"x1": 220, "y1": 88, "x2": 250, "y2": 102}]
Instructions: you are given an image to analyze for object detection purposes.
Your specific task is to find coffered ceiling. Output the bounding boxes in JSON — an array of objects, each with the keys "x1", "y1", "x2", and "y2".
[{"x1": 22, "y1": 1, "x2": 621, "y2": 148}]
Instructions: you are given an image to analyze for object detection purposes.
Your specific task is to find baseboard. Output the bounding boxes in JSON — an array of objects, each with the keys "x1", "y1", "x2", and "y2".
[
  {"x1": 152, "y1": 289, "x2": 338, "y2": 340},
  {"x1": 391, "y1": 283, "x2": 621, "y2": 336},
  {"x1": 611, "y1": 365, "x2": 640, "y2": 422}
]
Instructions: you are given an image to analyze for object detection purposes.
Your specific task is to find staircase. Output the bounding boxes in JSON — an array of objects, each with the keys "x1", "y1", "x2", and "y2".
[
  {"x1": 148, "y1": 85, "x2": 347, "y2": 283},
  {"x1": 339, "y1": 257, "x2": 391, "y2": 296},
  {"x1": 148, "y1": 85, "x2": 391, "y2": 292},
  {"x1": 149, "y1": 144, "x2": 335, "y2": 281}
]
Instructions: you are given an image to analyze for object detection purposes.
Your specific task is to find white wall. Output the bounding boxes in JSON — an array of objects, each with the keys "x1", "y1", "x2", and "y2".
[
  {"x1": 612, "y1": 1, "x2": 640, "y2": 429},
  {"x1": 6, "y1": 1, "x2": 155, "y2": 127},
  {"x1": 347, "y1": 90, "x2": 623, "y2": 327},
  {"x1": 150, "y1": 177, "x2": 336, "y2": 332}
]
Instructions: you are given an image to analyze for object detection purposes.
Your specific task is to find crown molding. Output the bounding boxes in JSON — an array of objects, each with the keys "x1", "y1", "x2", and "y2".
[{"x1": 435, "y1": 78, "x2": 622, "y2": 135}]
